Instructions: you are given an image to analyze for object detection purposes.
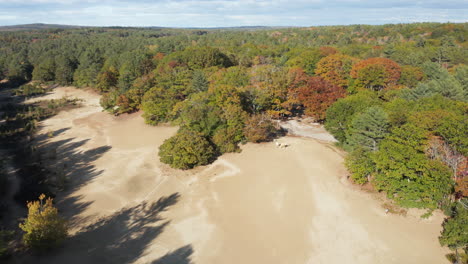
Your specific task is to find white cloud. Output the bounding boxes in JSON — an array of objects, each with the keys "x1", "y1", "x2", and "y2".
[{"x1": 0, "y1": 0, "x2": 466, "y2": 27}]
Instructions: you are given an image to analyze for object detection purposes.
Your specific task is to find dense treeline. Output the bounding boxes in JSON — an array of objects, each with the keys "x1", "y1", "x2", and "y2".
[{"x1": 0, "y1": 23, "x2": 467, "y2": 261}]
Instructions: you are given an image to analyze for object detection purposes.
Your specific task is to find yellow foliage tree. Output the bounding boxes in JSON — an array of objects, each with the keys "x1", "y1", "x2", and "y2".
[
  {"x1": 315, "y1": 53, "x2": 358, "y2": 88},
  {"x1": 19, "y1": 194, "x2": 67, "y2": 250}
]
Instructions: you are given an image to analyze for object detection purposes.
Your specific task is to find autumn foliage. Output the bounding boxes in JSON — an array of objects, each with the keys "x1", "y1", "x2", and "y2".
[
  {"x1": 243, "y1": 114, "x2": 278, "y2": 143},
  {"x1": 319, "y1": 46, "x2": 338, "y2": 57},
  {"x1": 19, "y1": 194, "x2": 67, "y2": 250},
  {"x1": 314, "y1": 54, "x2": 358, "y2": 88},
  {"x1": 290, "y1": 69, "x2": 346, "y2": 121},
  {"x1": 350, "y1": 57, "x2": 401, "y2": 90}
]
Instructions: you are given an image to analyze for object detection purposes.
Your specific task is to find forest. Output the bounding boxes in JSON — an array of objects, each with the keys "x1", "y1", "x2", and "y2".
[{"x1": 0, "y1": 22, "x2": 467, "y2": 262}]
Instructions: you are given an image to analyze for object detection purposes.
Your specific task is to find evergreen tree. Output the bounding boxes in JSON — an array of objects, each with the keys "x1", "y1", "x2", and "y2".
[
  {"x1": 55, "y1": 55, "x2": 77, "y2": 85},
  {"x1": 324, "y1": 91, "x2": 381, "y2": 143},
  {"x1": 346, "y1": 106, "x2": 389, "y2": 152},
  {"x1": 32, "y1": 57, "x2": 56, "y2": 82},
  {"x1": 404, "y1": 63, "x2": 467, "y2": 102},
  {"x1": 7, "y1": 53, "x2": 33, "y2": 82},
  {"x1": 73, "y1": 47, "x2": 103, "y2": 87},
  {"x1": 191, "y1": 70, "x2": 209, "y2": 93}
]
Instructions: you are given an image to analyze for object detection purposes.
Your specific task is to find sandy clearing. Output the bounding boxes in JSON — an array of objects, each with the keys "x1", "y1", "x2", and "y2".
[
  {"x1": 13, "y1": 87, "x2": 449, "y2": 264},
  {"x1": 279, "y1": 118, "x2": 337, "y2": 142}
]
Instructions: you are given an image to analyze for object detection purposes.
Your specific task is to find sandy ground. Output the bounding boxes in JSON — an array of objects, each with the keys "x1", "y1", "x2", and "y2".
[
  {"x1": 279, "y1": 118, "x2": 337, "y2": 142},
  {"x1": 11, "y1": 87, "x2": 450, "y2": 264}
]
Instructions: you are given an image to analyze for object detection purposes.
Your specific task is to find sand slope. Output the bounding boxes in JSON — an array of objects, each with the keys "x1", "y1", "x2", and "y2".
[{"x1": 14, "y1": 87, "x2": 449, "y2": 264}]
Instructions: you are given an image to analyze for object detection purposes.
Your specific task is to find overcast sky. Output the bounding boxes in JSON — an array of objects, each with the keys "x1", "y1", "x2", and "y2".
[{"x1": 0, "y1": 0, "x2": 467, "y2": 27}]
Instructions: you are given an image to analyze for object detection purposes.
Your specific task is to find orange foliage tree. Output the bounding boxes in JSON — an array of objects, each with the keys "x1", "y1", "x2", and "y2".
[
  {"x1": 319, "y1": 46, "x2": 338, "y2": 57},
  {"x1": 314, "y1": 54, "x2": 358, "y2": 88},
  {"x1": 350, "y1": 57, "x2": 401, "y2": 91},
  {"x1": 290, "y1": 69, "x2": 347, "y2": 121}
]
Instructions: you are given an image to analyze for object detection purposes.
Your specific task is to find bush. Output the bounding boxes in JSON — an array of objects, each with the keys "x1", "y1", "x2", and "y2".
[
  {"x1": 99, "y1": 89, "x2": 119, "y2": 112},
  {"x1": 19, "y1": 194, "x2": 67, "y2": 251},
  {"x1": 15, "y1": 83, "x2": 45, "y2": 96},
  {"x1": 159, "y1": 130, "x2": 216, "y2": 169}
]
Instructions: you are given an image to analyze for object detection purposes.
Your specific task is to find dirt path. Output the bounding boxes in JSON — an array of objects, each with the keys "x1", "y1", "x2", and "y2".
[{"x1": 11, "y1": 87, "x2": 449, "y2": 264}]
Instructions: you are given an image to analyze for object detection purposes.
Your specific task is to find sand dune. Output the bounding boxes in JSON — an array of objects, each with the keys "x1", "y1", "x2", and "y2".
[{"x1": 15, "y1": 87, "x2": 449, "y2": 264}]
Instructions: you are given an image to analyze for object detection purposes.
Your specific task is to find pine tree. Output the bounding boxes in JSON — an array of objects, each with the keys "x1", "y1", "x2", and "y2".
[
  {"x1": 346, "y1": 106, "x2": 389, "y2": 152},
  {"x1": 191, "y1": 70, "x2": 209, "y2": 93}
]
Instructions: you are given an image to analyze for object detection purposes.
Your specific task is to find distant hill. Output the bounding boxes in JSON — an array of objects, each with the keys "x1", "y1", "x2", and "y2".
[
  {"x1": 0, "y1": 23, "x2": 83, "y2": 31},
  {"x1": 0, "y1": 23, "x2": 283, "y2": 32}
]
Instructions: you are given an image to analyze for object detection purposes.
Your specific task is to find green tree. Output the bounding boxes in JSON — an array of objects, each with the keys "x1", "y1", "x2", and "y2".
[
  {"x1": 7, "y1": 53, "x2": 33, "y2": 82},
  {"x1": 0, "y1": 59, "x2": 5, "y2": 80},
  {"x1": 54, "y1": 55, "x2": 76, "y2": 85},
  {"x1": 191, "y1": 70, "x2": 209, "y2": 93},
  {"x1": 175, "y1": 93, "x2": 223, "y2": 138},
  {"x1": 404, "y1": 62, "x2": 466, "y2": 102},
  {"x1": 159, "y1": 130, "x2": 216, "y2": 169},
  {"x1": 372, "y1": 124, "x2": 453, "y2": 208},
  {"x1": 439, "y1": 201, "x2": 468, "y2": 261},
  {"x1": 141, "y1": 87, "x2": 178, "y2": 125},
  {"x1": 285, "y1": 48, "x2": 324, "y2": 75},
  {"x1": 398, "y1": 65, "x2": 425, "y2": 88},
  {"x1": 346, "y1": 106, "x2": 389, "y2": 152},
  {"x1": 73, "y1": 47, "x2": 103, "y2": 87},
  {"x1": 324, "y1": 91, "x2": 381, "y2": 143},
  {"x1": 32, "y1": 57, "x2": 56, "y2": 82},
  {"x1": 181, "y1": 46, "x2": 233, "y2": 70},
  {"x1": 19, "y1": 194, "x2": 67, "y2": 250},
  {"x1": 437, "y1": 113, "x2": 468, "y2": 156},
  {"x1": 212, "y1": 104, "x2": 247, "y2": 153},
  {"x1": 454, "y1": 65, "x2": 468, "y2": 99},
  {"x1": 345, "y1": 148, "x2": 375, "y2": 184}
]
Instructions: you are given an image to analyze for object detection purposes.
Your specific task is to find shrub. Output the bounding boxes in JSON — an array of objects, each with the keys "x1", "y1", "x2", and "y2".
[{"x1": 243, "y1": 114, "x2": 277, "y2": 143}]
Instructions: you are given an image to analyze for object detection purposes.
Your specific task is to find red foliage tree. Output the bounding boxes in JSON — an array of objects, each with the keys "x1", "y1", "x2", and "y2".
[{"x1": 290, "y1": 69, "x2": 347, "y2": 121}]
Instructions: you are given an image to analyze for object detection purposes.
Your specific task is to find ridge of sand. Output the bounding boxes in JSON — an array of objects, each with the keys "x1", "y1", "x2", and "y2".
[{"x1": 15, "y1": 86, "x2": 449, "y2": 264}]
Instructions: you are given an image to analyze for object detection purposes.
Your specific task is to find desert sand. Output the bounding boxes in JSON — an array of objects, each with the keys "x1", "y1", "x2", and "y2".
[{"x1": 13, "y1": 86, "x2": 449, "y2": 264}]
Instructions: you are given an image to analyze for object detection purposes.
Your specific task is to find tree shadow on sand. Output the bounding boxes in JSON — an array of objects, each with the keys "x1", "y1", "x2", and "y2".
[
  {"x1": 12, "y1": 129, "x2": 194, "y2": 264},
  {"x1": 22, "y1": 193, "x2": 183, "y2": 264},
  {"x1": 13, "y1": 127, "x2": 113, "y2": 229},
  {"x1": 151, "y1": 245, "x2": 194, "y2": 264},
  {"x1": 13, "y1": 128, "x2": 110, "y2": 205}
]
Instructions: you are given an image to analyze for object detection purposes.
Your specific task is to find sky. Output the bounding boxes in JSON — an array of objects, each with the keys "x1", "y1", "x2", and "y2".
[{"x1": 0, "y1": 0, "x2": 467, "y2": 28}]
